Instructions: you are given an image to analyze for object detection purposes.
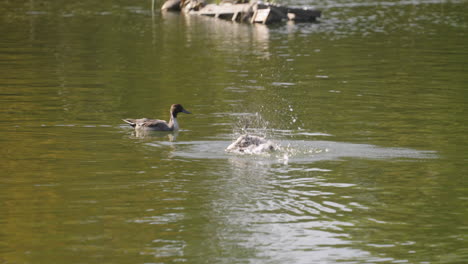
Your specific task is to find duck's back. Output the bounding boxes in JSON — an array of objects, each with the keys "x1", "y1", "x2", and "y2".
[{"x1": 123, "y1": 118, "x2": 171, "y2": 131}]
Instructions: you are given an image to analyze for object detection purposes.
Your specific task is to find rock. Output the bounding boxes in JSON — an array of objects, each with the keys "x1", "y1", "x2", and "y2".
[{"x1": 161, "y1": 0, "x2": 181, "y2": 11}]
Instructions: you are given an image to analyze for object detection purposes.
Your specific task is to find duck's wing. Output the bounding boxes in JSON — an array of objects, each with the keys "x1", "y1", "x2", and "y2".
[
  {"x1": 139, "y1": 119, "x2": 171, "y2": 130},
  {"x1": 123, "y1": 118, "x2": 171, "y2": 130}
]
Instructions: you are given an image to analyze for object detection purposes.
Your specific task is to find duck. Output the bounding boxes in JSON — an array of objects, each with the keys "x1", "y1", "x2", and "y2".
[
  {"x1": 123, "y1": 104, "x2": 191, "y2": 131},
  {"x1": 226, "y1": 134, "x2": 277, "y2": 154}
]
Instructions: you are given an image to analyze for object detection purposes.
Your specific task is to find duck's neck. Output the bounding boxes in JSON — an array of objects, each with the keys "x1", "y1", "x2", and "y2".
[{"x1": 168, "y1": 113, "x2": 179, "y2": 131}]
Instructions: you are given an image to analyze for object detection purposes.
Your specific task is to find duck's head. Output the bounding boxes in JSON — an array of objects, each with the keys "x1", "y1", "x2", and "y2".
[{"x1": 171, "y1": 104, "x2": 191, "y2": 117}]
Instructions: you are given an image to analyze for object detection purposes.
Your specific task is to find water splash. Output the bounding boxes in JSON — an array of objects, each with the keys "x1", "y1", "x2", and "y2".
[
  {"x1": 225, "y1": 134, "x2": 278, "y2": 155},
  {"x1": 232, "y1": 112, "x2": 272, "y2": 138},
  {"x1": 154, "y1": 138, "x2": 436, "y2": 165}
]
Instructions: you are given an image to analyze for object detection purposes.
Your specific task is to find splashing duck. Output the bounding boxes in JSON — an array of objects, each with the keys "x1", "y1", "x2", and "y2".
[{"x1": 226, "y1": 134, "x2": 277, "y2": 154}]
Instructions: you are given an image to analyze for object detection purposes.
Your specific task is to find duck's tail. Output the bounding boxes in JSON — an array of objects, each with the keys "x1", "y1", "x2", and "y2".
[{"x1": 122, "y1": 119, "x2": 136, "y2": 128}]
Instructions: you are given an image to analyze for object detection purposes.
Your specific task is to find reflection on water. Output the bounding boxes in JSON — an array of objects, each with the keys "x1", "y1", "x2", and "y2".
[
  {"x1": 212, "y1": 161, "x2": 368, "y2": 263},
  {"x1": 174, "y1": 13, "x2": 273, "y2": 59},
  {"x1": 129, "y1": 129, "x2": 179, "y2": 141}
]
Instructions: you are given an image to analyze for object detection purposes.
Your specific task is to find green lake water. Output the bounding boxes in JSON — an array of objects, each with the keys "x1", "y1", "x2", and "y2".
[{"x1": 1, "y1": 0, "x2": 467, "y2": 263}]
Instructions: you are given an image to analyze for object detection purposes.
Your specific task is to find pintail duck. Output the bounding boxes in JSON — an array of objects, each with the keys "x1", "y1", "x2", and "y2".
[
  {"x1": 226, "y1": 134, "x2": 277, "y2": 154},
  {"x1": 123, "y1": 104, "x2": 191, "y2": 131}
]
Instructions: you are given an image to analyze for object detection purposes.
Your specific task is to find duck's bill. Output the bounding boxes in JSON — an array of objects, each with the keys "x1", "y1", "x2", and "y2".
[{"x1": 182, "y1": 109, "x2": 191, "y2": 114}]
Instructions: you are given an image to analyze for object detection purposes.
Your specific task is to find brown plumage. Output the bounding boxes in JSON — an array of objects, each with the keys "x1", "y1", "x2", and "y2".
[{"x1": 123, "y1": 104, "x2": 191, "y2": 131}]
